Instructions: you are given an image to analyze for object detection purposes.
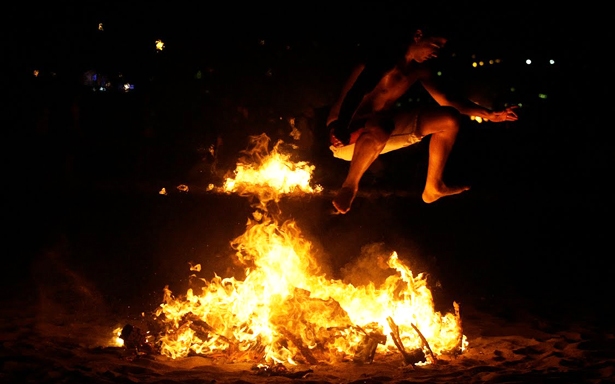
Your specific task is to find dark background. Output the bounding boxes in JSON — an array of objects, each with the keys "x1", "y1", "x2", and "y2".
[{"x1": 4, "y1": 3, "x2": 612, "y2": 327}]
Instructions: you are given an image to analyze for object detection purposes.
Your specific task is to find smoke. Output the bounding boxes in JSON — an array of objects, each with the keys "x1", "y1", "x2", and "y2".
[{"x1": 340, "y1": 242, "x2": 396, "y2": 287}]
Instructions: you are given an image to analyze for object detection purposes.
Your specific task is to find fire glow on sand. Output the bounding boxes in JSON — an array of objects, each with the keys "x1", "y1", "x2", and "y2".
[{"x1": 126, "y1": 133, "x2": 467, "y2": 366}]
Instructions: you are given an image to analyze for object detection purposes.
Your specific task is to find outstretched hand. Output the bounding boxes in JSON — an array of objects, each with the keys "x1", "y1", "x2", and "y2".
[{"x1": 490, "y1": 105, "x2": 519, "y2": 123}]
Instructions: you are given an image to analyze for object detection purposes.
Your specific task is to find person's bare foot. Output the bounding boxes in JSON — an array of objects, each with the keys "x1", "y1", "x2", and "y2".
[
  {"x1": 422, "y1": 184, "x2": 470, "y2": 204},
  {"x1": 332, "y1": 186, "x2": 357, "y2": 214}
]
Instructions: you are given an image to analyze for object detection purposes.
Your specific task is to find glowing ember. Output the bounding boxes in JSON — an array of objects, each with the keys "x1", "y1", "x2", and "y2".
[{"x1": 149, "y1": 133, "x2": 466, "y2": 365}]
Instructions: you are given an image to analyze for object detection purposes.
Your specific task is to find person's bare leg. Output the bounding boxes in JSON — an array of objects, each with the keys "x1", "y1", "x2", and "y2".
[
  {"x1": 419, "y1": 110, "x2": 470, "y2": 203},
  {"x1": 333, "y1": 125, "x2": 388, "y2": 213}
]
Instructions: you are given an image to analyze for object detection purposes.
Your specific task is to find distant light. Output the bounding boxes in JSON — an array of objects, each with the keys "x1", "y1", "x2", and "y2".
[
  {"x1": 538, "y1": 93, "x2": 547, "y2": 99},
  {"x1": 33, "y1": 69, "x2": 39, "y2": 77},
  {"x1": 155, "y1": 39, "x2": 165, "y2": 51},
  {"x1": 510, "y1": 87, "x2": 516, "y2": 92},
  {"x1": 549, "y1": 59, "x2": 555, "y2": 65},
  {"x1": 472, "y1": 62, "x2": 477, "y2": 68},
  {"x1": 489, "y1": 60, "x2": 494, "y2": 65},
  {"x1": 495, "y1": 58, "x2": 502, "y2": 63},
  {"x1": 526, "y1": 59, "x2": 532, "y2": 65},
  {"x1": 195, "y1": 70, "x2": 202, "y2": 79},
  {"x1": 259, "y1": 39, "x2": 265, "y2": 45},
  {"x1": 98, "y1": 23, "x2": 104, "y2": 31},
  {"x1": 479, "y1": 61, "x2": 484, "y2": 66},
  {"x1": 437, "y1": 71, "x2": 442, "y2": 76},
  {"x1": 123, "y1": 83, "x2": 134, "y2": 91}
]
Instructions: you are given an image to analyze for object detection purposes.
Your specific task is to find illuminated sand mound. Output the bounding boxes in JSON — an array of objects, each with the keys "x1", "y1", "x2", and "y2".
[{"x1": 150, "y1": 133, "x2": 466, "y2": 365}]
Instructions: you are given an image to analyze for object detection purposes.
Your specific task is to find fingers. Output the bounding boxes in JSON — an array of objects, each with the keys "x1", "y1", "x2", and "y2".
[
  {"x1": 330, "y1": 133, "x2": 344, "y2": 147},
  {"x1": 496, "y1": 106, "x2": 519, "y2": 122}
]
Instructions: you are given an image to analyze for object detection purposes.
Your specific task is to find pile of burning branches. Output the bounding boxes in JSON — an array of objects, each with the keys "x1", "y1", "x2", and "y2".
[{"x1": 116, "y1": 133, "x2": 466, "y2": 367}]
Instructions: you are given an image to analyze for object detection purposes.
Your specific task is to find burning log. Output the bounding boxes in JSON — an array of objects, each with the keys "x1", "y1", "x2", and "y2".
[
  {"x1": 353, "y1": 325, "x2": 387, "y2": 364},
  {"x1": 182, "y1": 313, "x2": 216, "y2": 340},
  {"x1": 386, "y1": 317, "x2": 425, "y2": 366},
  {"x1": 278, "y1": 328, "x2": 318, "y2": 365},
  {"x1": 119, "y1": 324, "x2": 154, "y2": 355},
  {"x1": 411, "y1": 322, "x2": 437, "y2": 364}
]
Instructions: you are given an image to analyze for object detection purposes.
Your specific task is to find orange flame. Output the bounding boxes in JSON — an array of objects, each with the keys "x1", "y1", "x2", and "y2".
[
  {"x1": 222, "y1": 133, "x2": 322, "y2": 209},
  {"x1": 152, "y1": 133, "x2": 466, "y2": 364}
]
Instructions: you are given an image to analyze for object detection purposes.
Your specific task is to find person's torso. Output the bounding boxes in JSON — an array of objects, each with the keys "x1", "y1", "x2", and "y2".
[{"x1": 359, "y1": 63, "x2": 423, "y2": 114}]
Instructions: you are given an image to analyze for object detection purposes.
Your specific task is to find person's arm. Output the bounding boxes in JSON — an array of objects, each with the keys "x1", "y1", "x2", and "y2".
[
  {"x1": 420, "y1": 69, "x2": 519, "y2": 122},
  {"x1": 327, "y1": 64, "x2": 366, "y2": 127},
  {"x1": 328, "y1": 56, "x2": 396, "y2": 145},
  {"x1": 327, "y1": 64, "x2": 380, "y2": 144}
]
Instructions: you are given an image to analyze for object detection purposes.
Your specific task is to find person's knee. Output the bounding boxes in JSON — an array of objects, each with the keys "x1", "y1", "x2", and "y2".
[
  {"x1": 357, "y1": 130, "x2": 388, "y2": 153},
  {"x1": 439, "y1": 106, "x2": 461, "y2": 132}
]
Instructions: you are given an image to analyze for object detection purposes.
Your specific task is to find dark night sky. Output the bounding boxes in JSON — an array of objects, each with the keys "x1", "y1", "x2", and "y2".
[{"x1": 8, "y1": 3, "x2": 575, "y2": 69}]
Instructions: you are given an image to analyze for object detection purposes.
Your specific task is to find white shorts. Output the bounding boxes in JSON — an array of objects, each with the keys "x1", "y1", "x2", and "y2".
[{"x1": 329, "y1": 109, "x2": 423, "y2": 161}]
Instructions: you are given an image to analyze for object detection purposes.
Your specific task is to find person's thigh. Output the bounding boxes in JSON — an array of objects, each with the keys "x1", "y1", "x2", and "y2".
[{"x1": 414, "y1": 106, "x2": 460, "y2": 137}]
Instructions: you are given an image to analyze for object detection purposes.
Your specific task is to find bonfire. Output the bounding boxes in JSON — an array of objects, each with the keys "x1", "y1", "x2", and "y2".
[{"x1": 119, "y1": 133, "x2": 467, "y2": 367}]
